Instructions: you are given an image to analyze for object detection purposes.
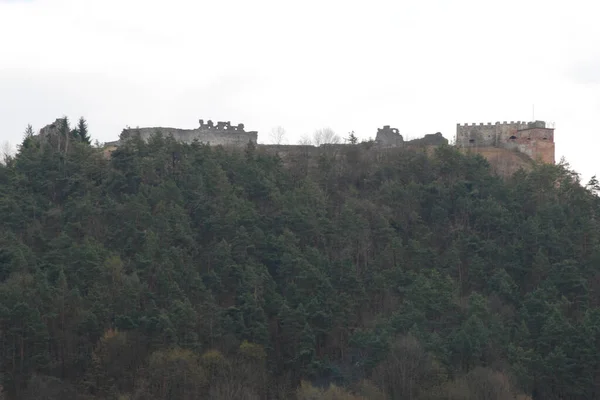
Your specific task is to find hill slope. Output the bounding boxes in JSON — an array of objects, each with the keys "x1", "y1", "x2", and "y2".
[
  {"x1": 1, "y1": 134, "x2": 600, "y2": 399},
  {"x1": 458, "y1": 146, "x2": 537, "y2": 177}
]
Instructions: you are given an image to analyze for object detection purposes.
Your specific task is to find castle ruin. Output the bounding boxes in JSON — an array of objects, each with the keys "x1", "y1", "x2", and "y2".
[
  {"x1": 28, "y1": 115, "x2": 555, "y2": 178},
  {"x1": 375, "y1": 125, "x2": 448, "y2": 147},
  {"x1": 456, "y1": 120, "x2": 555, "y2": 164},
  {"x1": 375, "y1": 125, "x2": 403, "y2": 147},
  {"x1": 106, "y1": 119, "x2": 258, "y2": 148},
  {"x1": 101, "y1": 118, "x2": 553, "y2": 173}
]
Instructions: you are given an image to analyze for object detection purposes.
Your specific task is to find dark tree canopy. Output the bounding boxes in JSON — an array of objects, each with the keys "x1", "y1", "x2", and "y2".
[
  {"x1": 69, "y1": 117, "x2": 91, "y2": 145},
  {"x1": 0, "y1": 129, "x2": 599, "y2": 400}
]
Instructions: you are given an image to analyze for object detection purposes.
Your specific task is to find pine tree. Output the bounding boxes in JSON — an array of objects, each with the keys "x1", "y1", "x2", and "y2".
[
  {"x1": 347, "y1": 131, "x2": 358, "y2": 144},
  {"x1": 23, "y1": 124, "x2": 34, "y2": 138},
  {"x1": 76, "y1": 117, "x2": 91, "y2": 144}
]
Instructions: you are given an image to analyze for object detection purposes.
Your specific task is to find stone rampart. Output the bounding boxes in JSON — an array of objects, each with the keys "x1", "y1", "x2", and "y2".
[
  {"x1": 98, "y1": 117, "x2": 555, "y2": 174},
  {"x1": 119, "y1": 119, "x2": 257, "y2": 147}
]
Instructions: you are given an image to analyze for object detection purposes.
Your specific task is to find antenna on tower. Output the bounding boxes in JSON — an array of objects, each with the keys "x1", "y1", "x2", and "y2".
[{"x1": 532, "y1": 104, "x2": 535, "y2": 121}]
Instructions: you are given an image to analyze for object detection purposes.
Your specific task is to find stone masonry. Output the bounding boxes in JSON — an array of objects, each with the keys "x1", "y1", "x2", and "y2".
[
  {"x1": 95, "y1": 117, "x2": 555, "y2": 175},
  {"x1": 107, "y1": 119, "x2": 258, "y2": 147},
  {"x1": 456, "y1": 120, "x2": 555, "y2": 164},
  {"x1": 375, "y1": 125, "x2": 403, "y2": 147},
  {"x1": 375, "y1": 125, "x2": 448, "y2": 147}
]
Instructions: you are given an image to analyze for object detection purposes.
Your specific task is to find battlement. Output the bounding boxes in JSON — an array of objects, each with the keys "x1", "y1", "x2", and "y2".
[
  {"x1": 457, "y1": 120, "x2": 545, "y2": 127},
  {"x1": 455, "y1": 119, "x2": 555, "y2": 164},
  {"x1": 458, "y1": 120, "x2": 551, "y2": 128}
]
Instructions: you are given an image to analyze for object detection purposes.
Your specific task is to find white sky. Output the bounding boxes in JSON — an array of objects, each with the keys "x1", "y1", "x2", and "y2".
[{"x1": 1, "y1": 0, "x2": 599, "y2": 180}]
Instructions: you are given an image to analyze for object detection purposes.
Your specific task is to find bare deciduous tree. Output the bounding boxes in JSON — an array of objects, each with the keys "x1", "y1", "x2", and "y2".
[
  {"x1": 297, "y1": 128, "x2": 341, "y2": 146},
  {"x1": 298, "y1": 134, "x2": 313, "y2": 145},
  {"x1": 374, "y1": 335, "x2": 441, "y2": 400},
  {"x1": 433, "y1": 367, "x2": 514, "y2": 400},
  {"x1": 269, "y1": 126, "x2": 287, "y2": 145},
  {"x1": 313, "y1": 127, "x2": 341, "y2": 146},
  {"x1": 1, "y1": 141, "x2": 14, "y2": 165}
]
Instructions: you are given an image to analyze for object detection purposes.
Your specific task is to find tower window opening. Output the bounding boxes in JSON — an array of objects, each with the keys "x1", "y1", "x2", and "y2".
[{"x1": 509, "y1": 136, "x2": 517, "y2": 140}]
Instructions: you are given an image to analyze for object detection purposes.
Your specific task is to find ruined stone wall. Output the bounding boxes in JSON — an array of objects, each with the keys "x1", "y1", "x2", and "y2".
[
  {"x1": 121, "y1": 127, "x2": 254, "y2": 146},
  {"x1": 407, "y1": 132, "x2": 448, "y2": 146},
  {"x1": 101, "y1": 116, "x2": 556, "y2": 172},
  {"x1": 120, "y1": 127, "x2": 257, "y2": 146},
  {"x1": 119, "y1": 120, "x2": 257, "y2": 147},
  {"x1": 375, "y1": 126, "x2": 447, "y2": 147},
  {"x1": 375, "y1": 126, "x2": 403, "y2": 147}
]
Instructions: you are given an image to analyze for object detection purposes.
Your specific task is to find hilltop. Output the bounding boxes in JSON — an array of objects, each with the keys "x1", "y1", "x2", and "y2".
[
  {"x1": 0, "y1": 117, "x2": 592, "y2": 400},
  {"x1": 30, "y1": 117, "x2": 556, "y2": 180}
]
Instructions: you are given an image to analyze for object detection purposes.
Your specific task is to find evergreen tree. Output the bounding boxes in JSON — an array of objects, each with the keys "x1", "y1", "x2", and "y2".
[
  {"x1": 76, "y1": 117, "x2": 91, "y2": 144},
  {"x1": 0, "y1": 126, "x2": 599, "y2": 398},
  {"x1": 347, "y1": 131, "x2": 358, "y2": 144},
  {"x1": 23, "y1": 124, "x2": 34, "y2": 138}
]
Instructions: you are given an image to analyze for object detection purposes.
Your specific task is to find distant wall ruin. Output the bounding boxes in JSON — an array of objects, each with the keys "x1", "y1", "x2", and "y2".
[
  {"x1": 376, "y1": 125, "x2": 403, "y2": 147},
  {"x1": 375, "y1": 125, "x2": 448, "y2": 147},
  {"x1": 111, "y1": 119, "x2": 258, "y2": 147},
  {"x1": 95, "y1": 117, "x2": 555, "y2": 176}
]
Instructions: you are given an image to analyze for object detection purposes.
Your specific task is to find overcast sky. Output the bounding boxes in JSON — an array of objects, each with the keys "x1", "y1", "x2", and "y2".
[{"x1": 1, "y1": 0, "x2": 599, "y2": 180}]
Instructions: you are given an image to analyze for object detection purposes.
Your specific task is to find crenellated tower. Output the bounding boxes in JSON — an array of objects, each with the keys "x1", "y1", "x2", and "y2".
[{"x1": 456, "y1": 120, "x2": 555, "y2": 164}]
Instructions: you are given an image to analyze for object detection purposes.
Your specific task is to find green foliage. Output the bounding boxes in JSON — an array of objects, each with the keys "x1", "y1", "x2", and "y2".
[
  {"x1": 0, "y1": 131, "x2": 599, "y2": 399},
  {"x1": 74, "y1": 117, "x2": 91, "y2": 144},
  {"x1": 347, "y1": 132, "x2": 358, "y2": 145}
]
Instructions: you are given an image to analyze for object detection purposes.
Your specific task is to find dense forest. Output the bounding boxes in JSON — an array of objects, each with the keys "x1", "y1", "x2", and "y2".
[{"x1": 1, "y1": 120, "x2": 600, "y2": 400}]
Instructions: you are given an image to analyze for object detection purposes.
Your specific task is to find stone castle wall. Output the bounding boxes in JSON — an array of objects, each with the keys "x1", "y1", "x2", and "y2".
[
  {"x1": 458, "y1": 146, "x2": 535, "y2": 177},
  {"x1": 456, "y1": 120, "x2": 555, "y2": 164},
  {"x1": 110, "y1": 122, "x2": 447, "y2": 151},
  {"x1": 116, "y1": 119, "x2": 257, "y2": 147},
  {"x1": 97, "y1": 118, "x2": 555, "y2": 175},
  {"x1": 375, "y1": 126, "x2": 448, "y2": 147}
]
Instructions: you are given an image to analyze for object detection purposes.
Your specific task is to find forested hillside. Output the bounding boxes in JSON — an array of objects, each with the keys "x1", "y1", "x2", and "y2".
[{"x1": 1, "y1": 128, "x2": 600, "y2": 400}]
